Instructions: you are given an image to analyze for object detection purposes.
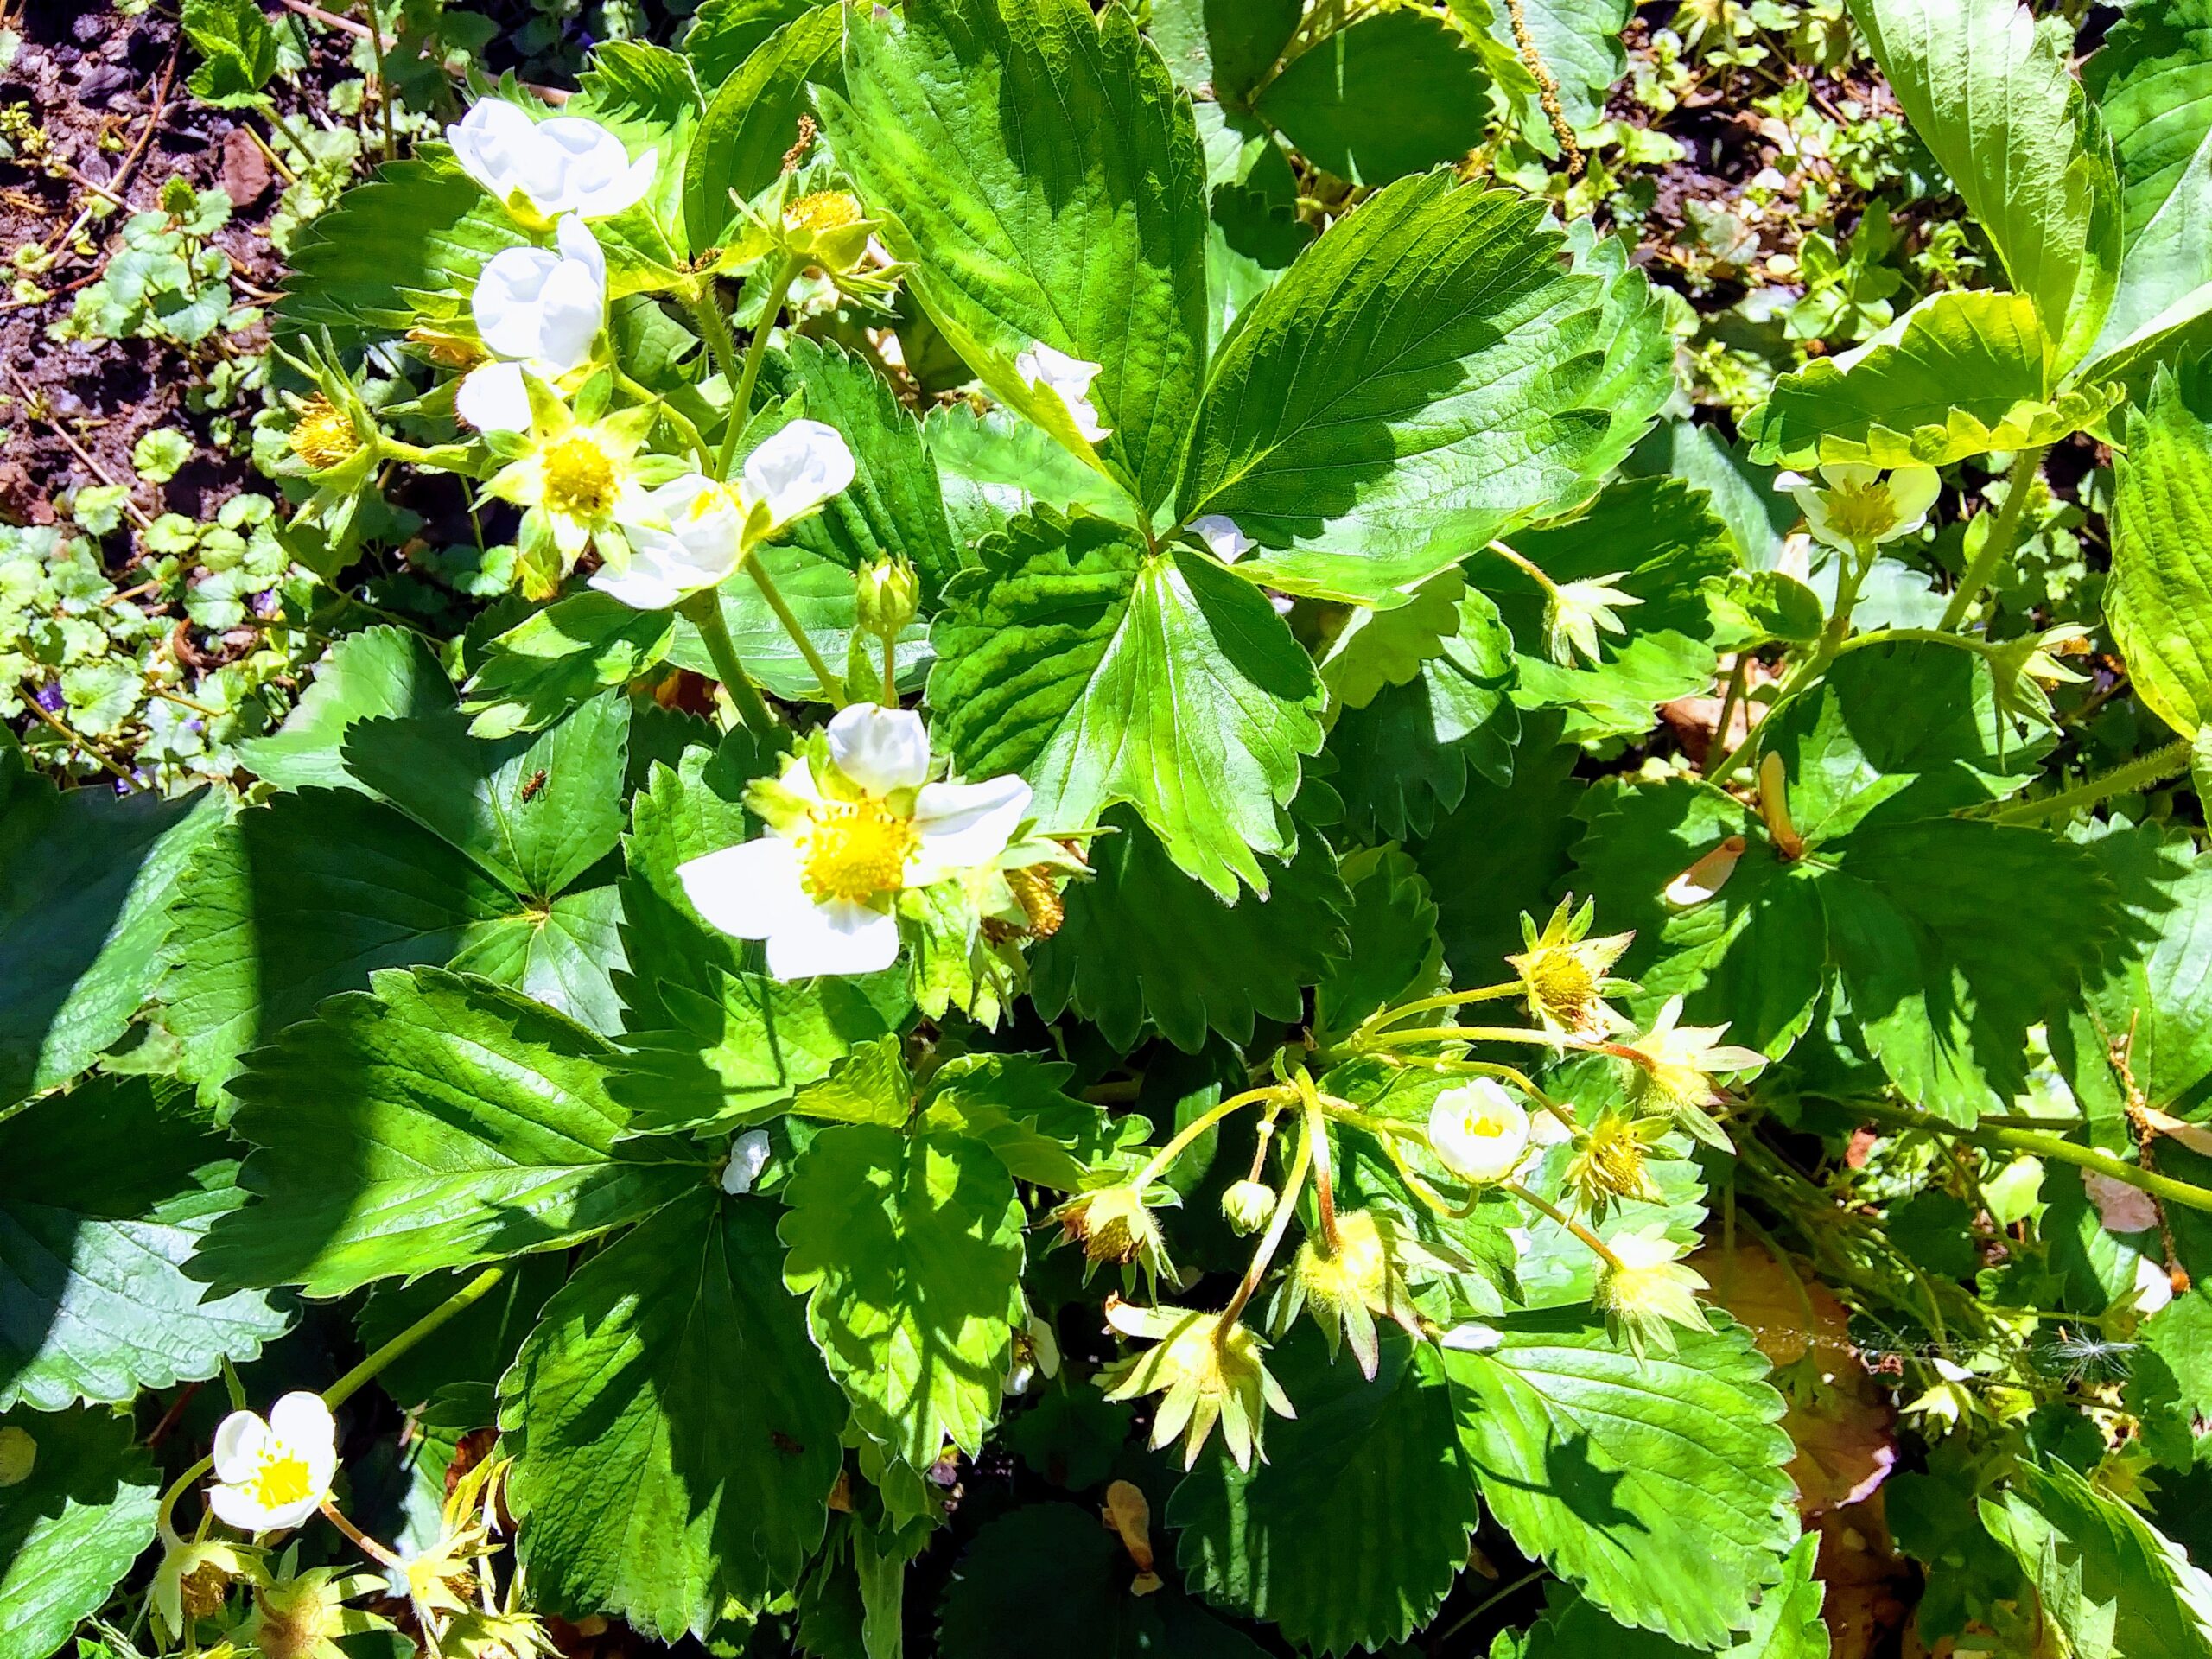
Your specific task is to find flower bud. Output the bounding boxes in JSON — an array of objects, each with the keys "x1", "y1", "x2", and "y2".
[
  {"x1": 1221, "y1": 1179, "x2": 1277, "y2": 1236},
  {"x1": 855, "y1": 556, "x2": 921, "y2": 639}
]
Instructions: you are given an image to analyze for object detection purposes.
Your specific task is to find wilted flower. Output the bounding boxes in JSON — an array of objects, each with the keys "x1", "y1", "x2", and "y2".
[
  {"x1": 1190, "y1": 514, "x2": 1252, "y2": 563},
  {"x1": 1592, "y1": 1227, "x2": 1711, "y2": 1357},
  {"x1": 1563, "y1": 1109, "x2": 1670, "y2": 1221},
  {"x1": 1427, "y1": 1078, "x2": 1532, "y2": 1184},
  {"x1": 238, "y1": 1565, "x2": 392, "y2": 1659},
  {"x1": 1003, "y1": 1313, "x2": 1062, "y2": 1395},
  {"x1": 457, "y1": 214, "x2": 607, "y2": 435},
  {"x1": 208, "y1": 1392, "x2": 338, "y2": 1534},
  {"x1": 1221, "y1": 1178, "x2": 1277, "y2": 1236},
  {"x1": 1508, "y1": 894, "x2": 1634, "y2": 1037},
  {"x1": 153, "y1": 1536, "x2": 264, "y2": 1643},
  {"x1": 1779, "y1": 461, "x2": 1940, "y2": 551},
  {"x1": 1100, "y1": 1300, "x2": 1294, "y2": 1471},
  {"x1": 678, "y1": 704, "x2": 1031, "y2": 979},
  {"x1": 1053, "y1": 1182, "x2": 1176, "y2": 1290},
  {"x1": 590, "y1": 420, "x2": 855, "y2": 610},
  {"x1": 1619, "y1": 996, "x2": 1764, "y2": 1150},
  {"x1": 447, "y1": 101, "x2": 657, "y2": 225},
  {"x1": 1544, "y1": 572, "x2": 1643, "y2": 666},
  {"x1": 1015, "y1": 341, "x2": 1109, "y2": 443},
  {"x1": 1273, "y1": 1209, "x2": 1433, "y2": 1378}
]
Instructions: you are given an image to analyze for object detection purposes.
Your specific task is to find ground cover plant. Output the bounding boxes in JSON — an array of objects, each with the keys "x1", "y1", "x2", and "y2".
[{"x1": 3, "y1": 0, "x2": 2212, "y2": 1655}]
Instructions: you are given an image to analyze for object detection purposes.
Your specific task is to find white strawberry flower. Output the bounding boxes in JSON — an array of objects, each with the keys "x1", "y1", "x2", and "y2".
[
  {"x1": 208, "y1": 1392, "x2": 338, "y2": 1534},
  {"x1": 457, "y1": 214, "x2": 607, "y2": 435},
  {"x1": 447, "y1": 100, "x2": 657, "y2": 224},
  {"x1": 677, "y1": 704, "x2": 1031, "y2": 980},
  {"x1": 1779, "y1": 462, "x2": 1941, "y2": 552},
  {"x1": 1428, "y1": 1079, "x2": 1533, "y2": 1184},
  {"x1": 1015, "y1": 341, "x2": 1110, "y2": 442},
  {"x1": 1190, "y1": 514, "x2": 1252, "y2": 563},
  {"x1": 593, "y1": 420, "x2": 856, "y2": 611}
]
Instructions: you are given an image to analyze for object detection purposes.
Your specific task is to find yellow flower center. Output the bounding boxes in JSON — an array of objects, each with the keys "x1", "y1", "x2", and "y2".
[
  {"x1": 247, "y1": 1449, "x2": 316, "y2": 1510},
  {"x1": 1463, "y1": 1106, "x2": 1514, "y2": 1139},
  {"x1": 289, "y1": 398, "x2": 360, "y2": 470},
  {"x1": 542, "y1": 436, "x2": 618, "y2": 519},
  {"x1": 785, "y1": 191, "x2": 862, "y2": 234},
  {"x1": 1823, "y1": 480, "x2": 1899, "y2": 543},
  {"x1": 798, "y1": 798, "x2": 918, "y2": 904},
  {"x1": 1524, "y1": 948, "x2": 1598, "y2": 1021}
]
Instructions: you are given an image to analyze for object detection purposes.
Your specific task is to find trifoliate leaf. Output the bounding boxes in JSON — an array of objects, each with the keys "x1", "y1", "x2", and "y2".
[
  {"x1": 1743, "y1": 290, "x2": 2124, "y2": 467},
  {"x1": 200, "y1": 968, "x2": 709, "y2": 1298},
  {"x1": 239, "y1": 625, "x2": 456, "y2": 792},
  {"x1": 504, "y1": 1191, "x2": 847, "y2": 1641},
  {"x1": 938, "y1": 1502, "x2": 1268, "y2": 1659},
  {"x1": 1176, "y1": 174, "x2": 1610, "y2": 604},
  {"x1": 461, "y1": 596, "x2": 677, "y2": 741},
  {"x1": 1847, "y1": 0, "x2": 2121, "y2": 369},
  {"x1": 820, "y1": 0, "x2": 1208, "y2": 509},
  {"x1": 0, "y1": 1407, "x2": 157, "y2": 1659},
  {"x1": 0, "y1": 1078, "x2": 292, "y2": 1411},
  {"x1": 1253, "y1": 10, "x2": 1491, "y2": 186},
  {"x1": 1515, "y1": 1532, "x2": 1827, "y2": 1658},
  {"x1": 1317, "y1": 569, "x2": 1468, "y2": 710},
  {"x1": 1028, "y1": 807, "x2": 1351, "y2": 1051},
  {"x1": 1332, "y1": 588, "x2": 1519, "y2": 842},
  {"x1": 1170, "y1": 1328, "x2": 1484, "y2": 1655},
  {"x1": 2109, "y1": 359, "x2": 2212, "y2": 738},
  {"x1": 0, "y1": 766, "x2": 224, "y2": 1110},
  {"x1": 1980, "y1": 1460, "x2": 2212, "y2": 1659},
  {"x1": 780, "y1": 1123, "x2": 1027, "y2": 1466},
  {"x1": 929, "y1": 512, "x2": 1325, "y2": 898},
  {"x1": 1442, "y1": 1306, "x2": 1799, "y2": 1649},
  {"x1": 917, "y1": 1053, "x2": 1133, "y2": 1189}
]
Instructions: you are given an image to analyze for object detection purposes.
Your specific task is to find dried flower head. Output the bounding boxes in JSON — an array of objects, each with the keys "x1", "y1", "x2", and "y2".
[
  {"x1": 1054, "y1": 1183, "x2": 1176, "y2": 1289},
  {"x1": 1509, "y1": 895, "x2": 1633, "y2": 1037}
]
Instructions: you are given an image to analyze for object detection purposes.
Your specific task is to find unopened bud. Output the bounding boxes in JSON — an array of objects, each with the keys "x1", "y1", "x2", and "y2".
[
  {"x1": 855, "y1": 556, "x2": 920, "y2": 639},
  {"x1": 1221, "y1": 1179, "x2": 1276, "y2": 1235}
]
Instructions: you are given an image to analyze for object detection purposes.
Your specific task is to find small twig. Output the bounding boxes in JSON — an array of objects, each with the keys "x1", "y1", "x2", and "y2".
[
  {"x1": 19, "y1": 695, "x2": 144, "y2": 789},
  {"x1": 3, "y1": 365, "x2": 154, "y2": 529},
  {"x1": 276, "y1": 0, "x2": 372, "y2": 37}
]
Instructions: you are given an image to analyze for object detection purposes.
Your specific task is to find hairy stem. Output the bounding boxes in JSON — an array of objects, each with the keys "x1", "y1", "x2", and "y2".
[
  {"x1": 1856, "y1": 1099, "x2": 2212, "y2": 1216},
  {"x1": 719, "y1": 256, "x2": 804, "y2": 478},
  {"x1": 1506, "y1": 1179, "x2": 1624, "y2": 1268},
  {"x1": 1986, "y1": 738, "x2": 2192, "y2": 825},
  {"x1": 1133, "y1": 1086, "x2": 1285, "y2": 1192},
  {"x1": 327, "y1": 1265, "x2": 510, "y2": 1408},
  {"x1": 1217, "y1": 1111, "x2": 1316, "y2": 1338},
  {"x1": 677, "y1": 588, "x2": 777, "y2": 735},
  {"x1": 745, "y1": 556, "x2": 846, "y2": 706},
  {"x1": 1940, "y1": 445, "x2": 2047, "y2": 630}
]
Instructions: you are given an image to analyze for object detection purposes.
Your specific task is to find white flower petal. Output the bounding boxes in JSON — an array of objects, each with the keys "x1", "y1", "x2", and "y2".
[
  {"x1": 447, "y1": 100, "x2": 541, "y2": 205},
  {"x1": 552, "y1": 212, "x2": 607, "y2": 283},
  {"x1": 455, "y1": 360, "x2": 533, "y2": 435},
  {"x1": 678, "y1": 837, "x2": 812, "y2": 940},
  {"x1": 212, "y1": 1411, "x2": 267, "y2": 1484},
  {"x1": 2134, "y1": 1254, "x2": 2176, "y2": 1315},
  {"x1": 1427, "y1": 1079, "x2": 1530, "y2": 1183},
  {"x1": 588, "y1": 531, "x2": 726, "y2": 610},
  {"x1": 741, "y1": 419, "x2": 856, "y2": 530},
  {"x1": 826, "y1": 703, "x2": 931, "y2": 796},
  {"x1": 1014, "y1": 341, "x2": 1110, "y2": 442},
  {"x1": 208, "y1": 1483, "x2": 282, "y2": 1534},
  {"x1": 908, "y1": 775, "x2": 1031, "y2": 884},
  {"x1": 722, "y1": 1128, "x2": 773, "y2": 1196},
  {"x1": 1881, "y1": 463, "x2": 1942, "y2": 537},
  {"x1": 473, "y1": 244, "x2": 563, "y2": 359},
  {"x1": 1190, "y1": 513, "x2": 1252, "y2": 563},
  {"x1": 763, "y1": 898, "x2": 901, "y2": 980},
  {"x1": 533, "y1": 258, "x2": 607, "y2": 371},
  {"x1": 267, "y1": 1391, "x2": 335, "y2": 1461}
]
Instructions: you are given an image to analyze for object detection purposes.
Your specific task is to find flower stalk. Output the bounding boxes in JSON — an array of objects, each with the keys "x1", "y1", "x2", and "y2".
[{"x1": 677, "y1": 588, "x2": 778, "y2": 735}]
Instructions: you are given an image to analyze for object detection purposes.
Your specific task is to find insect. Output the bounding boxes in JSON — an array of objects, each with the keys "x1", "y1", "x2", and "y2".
[{"x1": 520, "y1": 769, "x2": 548, "y2": 803}]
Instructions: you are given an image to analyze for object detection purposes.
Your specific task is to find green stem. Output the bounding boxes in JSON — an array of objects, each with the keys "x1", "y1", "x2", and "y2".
[
  {"x1": 717, "y1": 256, "x2": 804, "y2": 478},
  {"x1": 677, "y1": 588, "x2": 777, "y2": 735},
  {"x1": 1706, "y1": 537, "x2": 1875, "y2": 783},
  {"x1": 1295, "y1": 1072, "x2": 1341, "y2": 1252},
  {"x1": 1363, "y1": 981, "x2": 1522, "y2": 1035},
  {"x1": 1705, "y1": 652, "x2": 1750, "y2": 779},
  {"x1": 1855, "y1": 1099, "x2": 2212, "y2": 1216},
  {"x1": 1940, "y1": 445, "x2": 2047, "y2": 631},
  {"x1": 1505, "y1": 1179, "x2": 1623, "y2": 1268},
  {"x1": 746, "y1": 556, "x2": 846, "y2": 706},
  {"x1": 688, "y1": 291, "x2": 744, "y2": 466},
  {"x1": 1131, "y1": 1086, "x2": 1283, "y2": 1193},
  {"x1": 1985, "y1": 738, "x2": 2192, "y2": 825},
  {"x1": 1354, "y1": 1024, "x2": 1575, "y2": 1053},
  {"x1": 1217, "y1": 1109, "x2": 1316, "y2": 1337},
  {"x1": 616, "y1": 371, "x2": 713, "y2": 470},
  {"x1": 327, "y1": 1265, "x2": 509, "y2": 1408},
  {"x1": 880, "y1": 629, "x2": 899, "y2": 707}
]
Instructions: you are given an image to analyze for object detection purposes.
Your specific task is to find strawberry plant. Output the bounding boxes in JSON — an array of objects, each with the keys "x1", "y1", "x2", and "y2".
[{"x1": 5, "y1": 1, "x2": 2212, "y2": 1656}]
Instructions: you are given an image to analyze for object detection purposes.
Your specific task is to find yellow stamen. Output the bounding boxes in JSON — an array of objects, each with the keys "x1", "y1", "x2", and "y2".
[
  {"x1": 542, "y1": 436, "x2": 617, "y2": 519},
  {"x1": 289, "y1": 397, "x2": 360, "y2": 470},
  {"x1": 1823, "y1": 480, "x2": 1898, "y2": 543},
  {"x1": 798, "y1": 798, "x2": 917, "y2": 904},
  {"x1": 785, "y1": 191, "x2": 862, "y2": 235},
  {"x1": 248, "y1": 1451, "x2": 315, "y2": 1510}
]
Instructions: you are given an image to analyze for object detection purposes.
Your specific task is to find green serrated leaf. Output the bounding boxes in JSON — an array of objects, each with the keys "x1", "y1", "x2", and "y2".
[
  {"x1": 1313, "y1": 845, "x2": 1445, "y2": 1040},
  {"x1": 929, "y1": 512, "x2": 1325, "y2": 898},
  {"x1": 0, "y1": 769, "x2": 225, "y2": 1110},
  {"x1": 1029, "y1": 807, "x2": 1351, "y2": 1050},
  {"x1": 1318, "y1": 569, "x2": 1467, "y2": 710},
  {"x1": 1171, "y1": 1328, "x2": 1484, "y2": 1655},
  {"x1": 917, "y1": 1053, "x2": 1134, "y2": 1188},
  {"x1": 1516, "y1": 1533, "x2": 1827, "y2": 1657},
  {"x1": 922, "y1": 402, "x2": 1141, "y2": 546},
  {"x1": 683, "y1": 5, "x2": 844, "y2": 251},
  {"x1": 1443, "y1": 1306, "x2": 1799, "y2": 1649},
  {"x1": 1743, "y1": 290, "x2": 2124, "y2": 468},
  {"x1": 503, "y1": 1191, "x2": 846, "y2": 1641},
  {"x1": 1, "y1": 1078, "x2": 293, "y2": 1411},
  {"x1": 2110, "y1": 359, "x2": 2212, "y2": 738},
  {"x1": 199, "y1": 968, "x2": 708, "y2": 1298},
  {"x1": 820, "y1": 0, "x2": 1208, "y2": 509},
  {"x1": 239, "y1": 626, "x2": 456, "y2": 792},
  {"x1": 1254, "y1": 10, "x2": 1491, "y2": 186},
  {"x1": 0, "y1": 1407, "x2": 157, "y2": 1659},
  {"x1": 461, "y1": 595, "x2": 676, "y2": 741},
  {"x1": 780, "y1": 1123, "x2": 1026, "y2": 1466},
  {"x1": 1176, "y1": 174, "x2": 1610, "y2": 603}
]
